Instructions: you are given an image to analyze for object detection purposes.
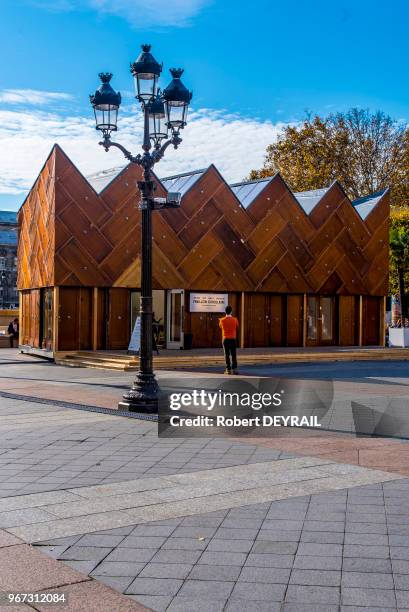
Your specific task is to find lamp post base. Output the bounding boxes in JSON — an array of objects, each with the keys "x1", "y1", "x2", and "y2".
[{"x1": 119, "y1": 371, "x2": 159, "y2": 413}]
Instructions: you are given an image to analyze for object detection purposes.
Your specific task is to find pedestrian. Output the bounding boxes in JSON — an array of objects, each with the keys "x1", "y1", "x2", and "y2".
[
  {"x1": 219, "y1": 305, "x2": 239, "y2": 375},
  {"x1": 8, "y1": 317, "x2": 19, "y2": 348}
]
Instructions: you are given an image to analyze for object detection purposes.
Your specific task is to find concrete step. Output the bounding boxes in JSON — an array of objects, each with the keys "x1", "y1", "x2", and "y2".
[
  {"x1": 55, "y1": 347, "x2": 409, "y2": 371},
  {"x1": 55, "y1": 357, "x2": 138, "y2": 371},
  {"x1": 64, "y1": 354, "x2": 139, "y2": 365}
]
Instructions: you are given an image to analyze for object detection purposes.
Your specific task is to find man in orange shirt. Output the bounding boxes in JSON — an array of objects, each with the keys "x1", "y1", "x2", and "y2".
[{"x1": 219, "y1": 305, "x2": 239, "y2": 375}]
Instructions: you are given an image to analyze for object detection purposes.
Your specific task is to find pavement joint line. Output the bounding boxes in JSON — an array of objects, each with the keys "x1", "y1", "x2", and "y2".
[{"x1": 0, "y1": 390, "x2": 158, "y2": 421}]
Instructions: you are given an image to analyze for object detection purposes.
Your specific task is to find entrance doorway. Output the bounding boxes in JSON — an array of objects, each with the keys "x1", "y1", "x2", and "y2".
[
  {"x1": 307, "y1": 296, "x2": 335, "y2": 346},
  {"x1": 58, "y1": 287, "x2": 92, "y2": 351},
  {"x1": 167, "y1": 289, "x2": 184, "y2": 349}
]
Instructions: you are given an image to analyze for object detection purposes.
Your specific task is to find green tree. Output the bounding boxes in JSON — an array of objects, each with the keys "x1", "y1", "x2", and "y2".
[
  {"x1": 249, "y1": 108, "x2": 409, "y2": 207},
  {"x1": 390, "y1": 208, "x2": 409, "y2": 321}
]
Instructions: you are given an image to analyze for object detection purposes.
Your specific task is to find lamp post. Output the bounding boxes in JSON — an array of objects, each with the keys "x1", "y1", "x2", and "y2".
[{"x1": 90, "y1": 45, "x2": 192, "y2": 413}]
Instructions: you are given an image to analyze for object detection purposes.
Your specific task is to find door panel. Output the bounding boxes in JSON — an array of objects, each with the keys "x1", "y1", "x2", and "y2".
[
  {"x1": 58, "y1": 288, "x2": 92, "y2": 351},
  {"x1": 96, "y1": 289, "x2": 107, "y2": 350},
  {"x1": 363, "y1": 296, "x2": 380, "y2": 345},
  {"x1": 107, "y1": 288, "x2": 130, "y2": 350},
  {"x1": 58, "y1": 288, "x2": 79, "y2": 351},
  {"x1": 191, "y1": 313, "x2": 209, "y2": 348},
  {"x1": 79, "y1": 289, "x2": 92, "y2": 350},
  {"x1": 339, "y1": 296, "x2": 357, "y2": 346},
  {"x1": 269, "y1": 295, "x2": 284, "y2": 346},
  {"x1": 287, "y1": 295, "x2": 303, "y2": 346},
  {"x1": 247, "y1": 294, "x2": 269, "y2": 347}
]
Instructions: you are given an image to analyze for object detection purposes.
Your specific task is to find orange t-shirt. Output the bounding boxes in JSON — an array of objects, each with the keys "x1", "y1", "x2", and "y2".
[{"x1": 219, "y1": 315, "x2": 239, "y2": 339}]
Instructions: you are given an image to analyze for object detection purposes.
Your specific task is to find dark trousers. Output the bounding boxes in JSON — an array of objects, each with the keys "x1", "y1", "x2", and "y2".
[
  {"x1": 223, "y1": 338, "x2": 237, "y2": 371},
  {"x1": 9, "y1": 335, "x2": 18, "y2": 348}
]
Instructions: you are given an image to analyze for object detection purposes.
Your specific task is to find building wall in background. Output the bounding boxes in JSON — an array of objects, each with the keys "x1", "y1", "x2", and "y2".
[{"x1": 0, "y1": 211, "x2": 18, "y2": 309}]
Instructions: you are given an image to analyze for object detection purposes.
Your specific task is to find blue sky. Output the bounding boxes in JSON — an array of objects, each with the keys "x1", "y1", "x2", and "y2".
[{"x1": 0, "y1": 0, "x2": 408, "y2": 210}]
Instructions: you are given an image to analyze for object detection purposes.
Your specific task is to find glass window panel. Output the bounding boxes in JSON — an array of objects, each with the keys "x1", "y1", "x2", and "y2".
[
  {"x1": 170, "y1": 293, "x2": 182, "y2": 342},
  {"x1": 130, "y1": 291, "x2": 141, "y2": 331},
  {"x1": 320, "y1": 297, "x2": 333, "y2": 341},
  {"x1": 307, "y1": 296, "x2": 318, "y2": 340}
]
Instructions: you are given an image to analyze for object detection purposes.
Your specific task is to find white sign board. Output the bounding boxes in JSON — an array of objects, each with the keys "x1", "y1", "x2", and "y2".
[
  {"x1": 189, "y1": 293, "x2": 228, "y2": 313},
  {"x1": 128, "y1": 316, "x2": 141, "y2": 354}
]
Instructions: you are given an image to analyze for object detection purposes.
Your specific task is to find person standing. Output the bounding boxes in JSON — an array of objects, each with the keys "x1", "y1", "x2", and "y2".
[
  {"x1": 219, "y1": 305, "x2": 239, "y2": 375},
  {"x1": 8, "y1": 317, "x2": 19, "y2": 348}
]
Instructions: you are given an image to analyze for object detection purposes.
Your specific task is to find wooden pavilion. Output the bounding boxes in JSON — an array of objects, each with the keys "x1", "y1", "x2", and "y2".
[{"x1": 17, "y1": 145, "x2": 389, "y2": 356}]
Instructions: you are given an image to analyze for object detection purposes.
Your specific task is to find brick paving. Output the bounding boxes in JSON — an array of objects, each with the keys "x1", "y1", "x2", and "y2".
[
  {"x1": 0, "y1": 527, "x2": 148, "y2": 611},
  {"x1": 243, "y1": 429, "x2": 409, "y2": 476}
]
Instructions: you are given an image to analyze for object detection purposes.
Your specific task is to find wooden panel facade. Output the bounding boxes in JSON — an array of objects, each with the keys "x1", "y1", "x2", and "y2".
[
  {"x1": 17, "y1": 145, "x2": 390, "y2": 351},
  {"x1": 18, "y1": 145, "x2": 389, "y2": 296}
]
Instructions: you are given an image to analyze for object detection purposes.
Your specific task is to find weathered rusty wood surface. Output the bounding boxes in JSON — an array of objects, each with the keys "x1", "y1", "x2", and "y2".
[{"x1": 18, "y1": 145, "x2": 389, "y2": 297}]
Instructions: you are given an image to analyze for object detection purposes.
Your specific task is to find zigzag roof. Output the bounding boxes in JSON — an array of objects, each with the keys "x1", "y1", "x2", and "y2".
[
  {"x1": 352, "y1": 190, "x2": 388, "y2": 220},
  {"x1": 86, "y1": 162, "x2": 386, "y2": 221},
  {"x1": 18, "y1": 145, "x2": 390, "y2": 296}
]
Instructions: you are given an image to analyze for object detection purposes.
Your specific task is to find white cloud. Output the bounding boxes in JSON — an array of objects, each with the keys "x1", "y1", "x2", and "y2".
[
  {"x1": 0, "y1": 103, "x2": 285, "y2": 201},
  {"x1": 0, "y1": 89, "x2": 73, "y2": 105},
  {"x1": 30, "y1": 0, "x2": 211, "y2": 27}
]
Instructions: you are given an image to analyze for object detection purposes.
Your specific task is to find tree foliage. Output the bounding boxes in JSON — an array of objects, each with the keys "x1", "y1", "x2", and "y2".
[
  {"x1": 390, "y1": 208, "x2": 409, "y2": 319},
  {"x1": 249, "y1": 108, "x2": 409, "y2": 207}
]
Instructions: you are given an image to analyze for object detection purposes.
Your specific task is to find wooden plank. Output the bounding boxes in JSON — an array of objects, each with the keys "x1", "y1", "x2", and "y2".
[
  {"x1": 212, "y1": 183, "x2": 255, "y2": 237},
  {"x1": 246, "y1": 208, "x2": 286, "y2": 253},
  {"x1": 308, "y1": 213, "x2": 343, "y2": 258},
  {"x1": 58, "y1": 239, "x2": 111, "y2": 286},
  {"x1": 59, "y1": 203, "x2": 113, "y2": 263},
  {"x1": 53, "y1": 286, "x2": 59, "y2": 352},
  {"x1": 153, "y1": 214, "x2": 188, "y2": 266},
  {"x1": 278, "y1": 224, "x2": 314, "y2": 272},
  {"x1": 92, "y1": 287, "x2": 98, "y2": 351},
  {"x1": 213, "y1": 220, "x2": 255, "y2": 269},
  {"x1": 107, "y1": 288, "x2": 130, "y2": 350},
  {"x1": 287, "y1": 295, "x2": 303, "y2": 347},
  {"x1": 364, "y1": 191, "x2": 390, "y2": 234},
  {"x1": 247, "y1": 175, "x2": 288, "y2": 223},
  {"x1": 178, "y1": 233, "x2": 223, "y2": 284},
  {"x1": 178, "y1": 199, "x2": 222, "y2": 249},
  {"x1": 339, "y1": 295, "x2": 356, "y2": 346},
  {"x1": 362, "y1": 295, "x2": 380, "y2": 345},
  {"x1": 309, "y1": 183, "x2": 345, "y2": 229},
  {"x1": 210, "y1": 251, "x2": 253, "y2": 292},
  {"x1": 181, "y1": 167, "x2": 223, "y2": 217},
  {"x1": 359, "y1": 295, "x2": 363, "y2": 346},
  {"x1": 246, "y1": 240, "x2": 286, "y2": 286},
  {"x1": 270, "y1": 295, "x2": 285, "y2": 347}
]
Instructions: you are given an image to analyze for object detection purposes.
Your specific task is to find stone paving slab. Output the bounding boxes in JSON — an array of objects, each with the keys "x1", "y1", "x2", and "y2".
[
  {"x1": 5, "y1": 458, "x2": 403, "y2": 542},
  {"x1": 3, "y1": 358, "x2": 409, "y2": 610},
  {"x1": 0, "y1": 397, "x2": 292, "y2": 499},
  {"x1": 0, "y1": 543, "x2": 90, "y2": 592},
  {"x1": 37, "y1": 478, "x2": 409, "y2": 611},
  {"x1": 0, "y1": 527, "x2": 148, "y2": 612},
  {"x1": 32, "y1": 580, "x2": 148, "y2": 612}
]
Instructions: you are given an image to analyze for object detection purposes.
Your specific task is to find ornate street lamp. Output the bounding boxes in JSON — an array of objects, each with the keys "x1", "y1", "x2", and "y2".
[
  {"x1": 90, "y1": 44, "x2": 192, "y2": 413},
  {"x1": 89, "y1": 73, "x2": 121, "y2": 138}
]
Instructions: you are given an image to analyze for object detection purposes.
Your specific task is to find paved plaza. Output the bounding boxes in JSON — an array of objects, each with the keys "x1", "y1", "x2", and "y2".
[{"x1": 1, "y1": 349, "x2": 409, "y2": 610}]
